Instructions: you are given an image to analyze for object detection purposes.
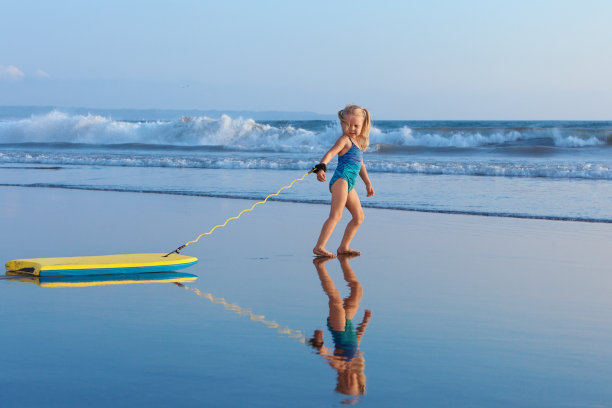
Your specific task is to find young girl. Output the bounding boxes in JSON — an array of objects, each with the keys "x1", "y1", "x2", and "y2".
[{"x1": 312, "y1": 104, "x2": 374, "y2": 257}]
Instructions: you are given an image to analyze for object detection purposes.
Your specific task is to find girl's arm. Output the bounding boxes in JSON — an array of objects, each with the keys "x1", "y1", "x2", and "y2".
[
  {"x1": 356, "y1": 309, "x2": 372, "y2": 345},
  {"x1": 359, "y1": 163, "x2": 374, "y2": 197},
  {"x1": 315, "y1": 136, "x2": 349, "y2": 182}
]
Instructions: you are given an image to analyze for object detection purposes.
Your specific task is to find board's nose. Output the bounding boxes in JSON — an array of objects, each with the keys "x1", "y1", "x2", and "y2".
[{"x1": 5, "y1": 260, "x2": 42, "y2": 276}]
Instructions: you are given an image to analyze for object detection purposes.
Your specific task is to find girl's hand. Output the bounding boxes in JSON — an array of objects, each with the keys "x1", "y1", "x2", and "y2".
[
  {"x1": 317, "y1": 171, "x2": 326, "y2": 182},
  {"x1": 366, "y1": 183, "x2": 374, "y2": 197}
]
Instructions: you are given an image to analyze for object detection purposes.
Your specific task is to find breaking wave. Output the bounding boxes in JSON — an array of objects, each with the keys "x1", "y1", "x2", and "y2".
[{"x1": 1, "y1": 111, "x2": 611, "y2": 151}]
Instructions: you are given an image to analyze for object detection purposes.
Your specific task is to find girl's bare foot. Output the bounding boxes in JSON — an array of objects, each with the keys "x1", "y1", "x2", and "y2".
[
  {"x1": 337, "y1": 248, "x2": 361, "y2": 256},
  {"x1": 313, "y1": 247, "x2": 336, "y2": 258}
]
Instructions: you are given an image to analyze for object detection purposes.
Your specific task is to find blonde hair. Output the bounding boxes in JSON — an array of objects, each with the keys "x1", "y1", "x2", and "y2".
[
  {"x1": 335, "y1": 355, "x2": 367, "y2": 396},
  {"x1": 338, "y1": 104, "x2": 371, "y2": 150}
]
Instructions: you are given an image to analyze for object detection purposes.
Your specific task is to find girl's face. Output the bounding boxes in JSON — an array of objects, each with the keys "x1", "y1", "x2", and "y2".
[{"x1": 344, "y1": 113, "x2": 364, "y2": 138}]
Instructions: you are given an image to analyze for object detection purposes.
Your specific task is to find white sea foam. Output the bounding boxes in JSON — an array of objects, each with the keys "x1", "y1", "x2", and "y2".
[
  {"x1": 1, "y1": 151, "x2": 610, "y2": 180},
  {"x1": 0, "y1": 111, "x2": 331, "y2": 151},
  {"x1": 1, "y1": 111, "x2": 609, "y2": 150},
  {"x1": 369, "y1": 127, "x2": 526, "y2": 148}
]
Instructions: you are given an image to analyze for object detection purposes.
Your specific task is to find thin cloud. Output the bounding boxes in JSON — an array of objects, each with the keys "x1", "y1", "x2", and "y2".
[
  {"x1": 35, "y1": 69, "x2": 50, "y2": 78},
  {"x1": 0, "y1": 65, "x2": 25, "y2": 81}
]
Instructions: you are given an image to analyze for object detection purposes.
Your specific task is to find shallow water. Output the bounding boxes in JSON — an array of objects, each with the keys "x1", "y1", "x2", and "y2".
[
  {"x1": 2, "y1": 110, "x2": 612, "y2": 223},
  {"x1": 2, "y1": 187, "x2": 612, "y2": 407},
  {"x1": 2, "y1": 165, "x2": 611, "y2": 222}
]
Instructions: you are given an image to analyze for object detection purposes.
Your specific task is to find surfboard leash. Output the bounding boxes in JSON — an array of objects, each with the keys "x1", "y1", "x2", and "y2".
[{"x1": 163, "y1": 168, "x2": 317, "y2": 257}]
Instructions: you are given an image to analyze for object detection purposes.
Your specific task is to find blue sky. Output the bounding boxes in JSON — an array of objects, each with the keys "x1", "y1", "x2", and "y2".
[{"x1": 1, "y1": 0, "x2": 611, "y2": 119}]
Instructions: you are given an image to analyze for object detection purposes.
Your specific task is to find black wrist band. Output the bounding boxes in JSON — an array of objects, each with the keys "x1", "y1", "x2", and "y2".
[{"x1": 313, "y1": 163, "x2": 327, "y2": 173}]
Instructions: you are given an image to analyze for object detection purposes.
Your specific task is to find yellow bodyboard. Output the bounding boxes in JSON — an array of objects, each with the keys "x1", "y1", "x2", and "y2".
[{"x1": 5, "y1": 253, "x2": 198, "y2": 277}]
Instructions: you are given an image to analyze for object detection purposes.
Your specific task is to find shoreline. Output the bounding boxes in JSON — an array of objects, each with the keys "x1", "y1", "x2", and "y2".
[{"x1": 2, "y1": 183, "x2": 610, "y2": 224}]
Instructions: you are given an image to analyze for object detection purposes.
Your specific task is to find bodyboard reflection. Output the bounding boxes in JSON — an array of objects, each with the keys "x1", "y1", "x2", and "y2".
[{"x1": 5, "y1": 271, "x2": 198, "y2": 288}]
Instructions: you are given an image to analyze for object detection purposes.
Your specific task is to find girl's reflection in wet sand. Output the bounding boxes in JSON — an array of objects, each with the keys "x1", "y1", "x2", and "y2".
[{"x1": 309, "y1": 255, "x2": 372, "y2": 401}]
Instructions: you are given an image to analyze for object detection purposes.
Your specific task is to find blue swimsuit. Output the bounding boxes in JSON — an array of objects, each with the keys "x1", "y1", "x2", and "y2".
[
  {"x1": 329, "y1": 138, "x2": 363, "y2": 193},
  {"x1": 327, "y1": 318, "x2": 359, "y2": 360}
]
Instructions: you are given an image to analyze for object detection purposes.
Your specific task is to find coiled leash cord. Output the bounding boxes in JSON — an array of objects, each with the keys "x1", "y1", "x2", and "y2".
[{"x1": 164, "y1": 165, "x2": 324, "y2": 257}]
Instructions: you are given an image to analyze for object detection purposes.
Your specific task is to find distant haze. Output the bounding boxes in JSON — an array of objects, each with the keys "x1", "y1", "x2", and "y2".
[{"x1": 0, "y1": 106, "x2": 335, "y2": 121}]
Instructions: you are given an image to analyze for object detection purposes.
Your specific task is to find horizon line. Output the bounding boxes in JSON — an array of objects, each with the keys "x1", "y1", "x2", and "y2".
[{"x1": 1, "y1": 105, "x2": 611, "y2": 122}]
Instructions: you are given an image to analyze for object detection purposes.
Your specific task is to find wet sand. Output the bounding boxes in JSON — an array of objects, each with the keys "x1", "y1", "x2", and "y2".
[{"x1": 1, "y1": 186, "x2": 611, "y2": 407}]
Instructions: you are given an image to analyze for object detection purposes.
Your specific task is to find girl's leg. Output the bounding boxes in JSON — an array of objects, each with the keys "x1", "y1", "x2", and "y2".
[
  {"x1": 338, "y1": 255, "x2": 363, "y2": 320},
  {"x1": 313, "y1": 179, "x2": 348, "y2": 257},
  {"x1": 313, "y1": 257, "x2": 346, "y2": 331},
  {"x1": 337, "y1": 188, "x2": 364, "y2": 255}
]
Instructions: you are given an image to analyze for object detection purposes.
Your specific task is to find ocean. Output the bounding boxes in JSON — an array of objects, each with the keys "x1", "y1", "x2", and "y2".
[{"x1": 1, "y1": 107, "x2": 611, "y2": 222}]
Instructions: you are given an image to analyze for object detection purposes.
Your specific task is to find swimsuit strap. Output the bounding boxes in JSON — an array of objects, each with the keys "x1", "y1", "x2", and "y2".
[{"x1": 347, "y1": 137, "x2": 362, "y2": 151}]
